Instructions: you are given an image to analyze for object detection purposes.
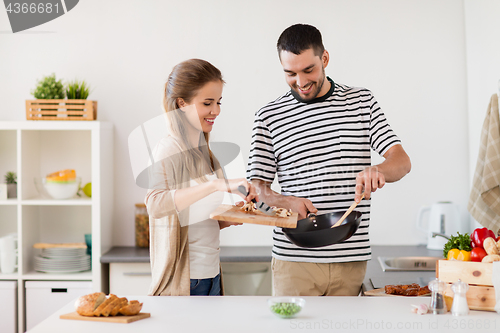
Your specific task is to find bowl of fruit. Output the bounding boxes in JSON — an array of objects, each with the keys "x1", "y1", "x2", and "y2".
[
  {"x1": 268, "y1": 297, "x2": 305, "y2": 319},
  {"x1": 35, "y1": 169, "x2": 81, "y2": 200}
]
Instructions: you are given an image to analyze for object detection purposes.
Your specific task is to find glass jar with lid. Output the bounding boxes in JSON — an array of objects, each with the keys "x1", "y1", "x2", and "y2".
[{"x1": 135, "y1": 203, "x2": 149, "y2": 247}]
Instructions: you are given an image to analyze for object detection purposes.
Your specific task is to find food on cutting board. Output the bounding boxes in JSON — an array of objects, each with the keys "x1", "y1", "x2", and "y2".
[
  {"x1": 75, "y1": 292, "x2": 143, "y2": 317},
  {"x1": 443, "y1": 232, "x2": 472, "y2": 261},
  {"x1": 384, "y1": 283, "x2": 430, "y2": 296},
  {"x1": 238, "y1": 202, "x2": 292, "y2": 218}
]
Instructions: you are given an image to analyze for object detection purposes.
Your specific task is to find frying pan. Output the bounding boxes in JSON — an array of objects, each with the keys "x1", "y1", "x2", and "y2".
[{"x1": 282, "y1": 211, "x2": 362, "y2": 248}]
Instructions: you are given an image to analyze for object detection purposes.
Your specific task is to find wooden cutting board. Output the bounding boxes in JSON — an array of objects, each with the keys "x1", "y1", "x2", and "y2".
[
  {"x1": 210, "y1": 204, "x2": 298, "y2": 228},
  {"x1": 364, "y1": 288, "x2": 431, "y2": 297},
  {"x1": 60, "y1": 312, "x2": 150, "y2": 323}
]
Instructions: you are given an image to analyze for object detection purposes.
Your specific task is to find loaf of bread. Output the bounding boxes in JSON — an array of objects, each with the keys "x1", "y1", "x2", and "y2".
[
  {"x1": 75, "y1": 293, "x2": 143, "y2": 317},
  {"x1": 75, "y1": 292, "x2": 106, "y2": 316}
]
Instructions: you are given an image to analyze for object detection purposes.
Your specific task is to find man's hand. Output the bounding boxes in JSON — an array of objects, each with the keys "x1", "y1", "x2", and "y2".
[
  {"x1": 286, "y1": 196, "x2": 318, "y2": 220},
  {"x1": 355, "y1": 166, "x2": 385, "y2": 202}
]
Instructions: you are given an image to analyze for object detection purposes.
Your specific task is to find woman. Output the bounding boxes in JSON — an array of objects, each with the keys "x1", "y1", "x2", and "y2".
[{"x1": 145, "y1": 59, "x2": 257, "y2": 296}]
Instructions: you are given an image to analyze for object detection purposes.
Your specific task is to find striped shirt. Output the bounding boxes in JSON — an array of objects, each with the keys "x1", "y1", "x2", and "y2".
[{"x1": 246, "y1": 78, "x2": 401, "y2": 263}]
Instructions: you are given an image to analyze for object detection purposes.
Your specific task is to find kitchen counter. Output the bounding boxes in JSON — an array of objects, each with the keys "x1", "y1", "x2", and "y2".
[
  {"x1": 29, "y1": 295, "x2": 500, "y2": 333},
  {"x1": 100, "y1": 246, "x2": 274, "y2": 263}
]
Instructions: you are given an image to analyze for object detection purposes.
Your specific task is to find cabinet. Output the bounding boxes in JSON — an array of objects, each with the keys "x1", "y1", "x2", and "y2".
[
  {"x1": 108, "y1": 261, "x2": 272, "y2": 296},
  {"x1": 0, "y1": 121, "x2": 113, "y2": 333}
]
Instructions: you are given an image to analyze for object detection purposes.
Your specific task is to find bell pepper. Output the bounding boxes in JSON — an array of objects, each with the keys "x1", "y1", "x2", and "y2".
[
  {"x1": 471, "y1": 228, "x2": 496, "y2": 249},
  {"x1": 471, "y1": 247, "x2": 487, "y2": 262},
  {"x1": 447, "y1": 248, "x2": 471, "y2": 261}
]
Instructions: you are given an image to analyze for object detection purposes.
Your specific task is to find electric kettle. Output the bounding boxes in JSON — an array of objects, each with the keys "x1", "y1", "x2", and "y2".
[{"x1": 416, "y1": 202, "x2": 463, "y2": 250}]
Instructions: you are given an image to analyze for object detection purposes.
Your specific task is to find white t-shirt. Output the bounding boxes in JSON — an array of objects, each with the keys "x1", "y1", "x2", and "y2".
[
  {"x1": 184, "y1": 174, "x2": 224, "y2": 279},
  {"x1": 247, "y1": 79, "x2": 401, "y2": 263}
]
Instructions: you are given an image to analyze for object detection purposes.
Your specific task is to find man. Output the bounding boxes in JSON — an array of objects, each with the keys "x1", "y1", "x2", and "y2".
[{"x1": 246, "y1": 24, "x2": 411, "y2": 296}]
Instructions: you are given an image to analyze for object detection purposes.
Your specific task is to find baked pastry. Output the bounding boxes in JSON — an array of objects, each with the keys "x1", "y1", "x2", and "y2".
[
  {"x1": 483, "y1": 237, "x2": 499, "y2": 255},
  {"x1": 74, "y1": 292, "x2": 106, "y2": 316},
  {"x1": 119, "y1": 300, "x2": 143, "y2": 316},
  {"x1": 75, "y1": 293, "x2": 142, "y2": 317}
]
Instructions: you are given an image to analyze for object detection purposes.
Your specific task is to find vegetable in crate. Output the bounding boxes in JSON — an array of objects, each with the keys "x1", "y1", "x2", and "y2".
[
  {"x1": 471, "y1": 228, "x2": 497, "y2": 248},
  {"x1": 471, "y1": 247, "x2": 487, "y2": 262},
  {"x1": 443, "y1": 232, "x2": 472, "y2": 261}
]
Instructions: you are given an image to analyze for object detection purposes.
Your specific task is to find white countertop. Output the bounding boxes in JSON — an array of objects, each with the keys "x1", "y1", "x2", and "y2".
[{"x1": 29, "y1": 295, "x2": 500, "y2": 333}]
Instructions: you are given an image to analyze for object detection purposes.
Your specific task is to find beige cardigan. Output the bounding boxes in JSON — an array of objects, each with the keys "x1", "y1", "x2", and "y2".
[{"x1": 145, "y1": 135, "x2": 224, "y2": 296}]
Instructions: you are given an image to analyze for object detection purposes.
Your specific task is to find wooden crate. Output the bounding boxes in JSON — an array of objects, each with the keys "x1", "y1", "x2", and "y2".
[
  {"x1": 26, "y1": 100, "x2": 97, "y2": 121},
  {"x1": 436, "y1": 259, "x2": 496, "y2": 311}
]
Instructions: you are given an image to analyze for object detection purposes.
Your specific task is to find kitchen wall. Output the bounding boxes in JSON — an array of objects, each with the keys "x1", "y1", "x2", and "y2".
[{"x1": 0, "y1": 0, "x2": 490, "y2": 246}]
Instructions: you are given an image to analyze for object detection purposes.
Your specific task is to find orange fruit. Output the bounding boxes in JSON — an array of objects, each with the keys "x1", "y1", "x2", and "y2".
[{"x1": 46, "y1": 169, "x2": 76, "y2": 182}]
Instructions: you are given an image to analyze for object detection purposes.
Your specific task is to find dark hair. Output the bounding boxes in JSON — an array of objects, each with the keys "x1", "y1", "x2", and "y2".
[{"x1": 277, "y1": 24, "x2": 325, "y2": 58}]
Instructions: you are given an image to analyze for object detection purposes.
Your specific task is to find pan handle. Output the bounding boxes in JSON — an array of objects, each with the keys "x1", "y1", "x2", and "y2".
[{"x1": 307, "y1": 213, "x2": 317, "y2": 223}]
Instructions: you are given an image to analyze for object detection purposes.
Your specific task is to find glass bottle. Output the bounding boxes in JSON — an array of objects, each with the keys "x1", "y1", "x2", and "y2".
[
  {"x1": 135, "y1": 203, "x2": 149, "y2": 247},
  {"x1": 428, "y1": 278, "x2": 447, "y2": 314},
  {"x1": 451, "y1": 279, "x2": 469, "y2": 316}
]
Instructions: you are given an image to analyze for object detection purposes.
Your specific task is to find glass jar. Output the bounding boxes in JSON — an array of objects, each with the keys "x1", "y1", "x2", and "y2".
[{"x1": 135, "y1": 203, "x2": 149, "y2": 248}]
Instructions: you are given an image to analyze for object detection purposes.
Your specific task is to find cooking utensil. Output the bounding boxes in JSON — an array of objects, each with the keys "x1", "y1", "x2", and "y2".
[
  {"x1": 237, "y1": 185, "x2": 274, "y2": 216},
  {"x1": 210, "y1": 204, "x2": 298, "y2": 228},
  {"x1": 331, "y1": 193, "x2": 365, "y2": 228},
  {"x1": 282, "y1": 210, "x2": 362, "y2": 248}
]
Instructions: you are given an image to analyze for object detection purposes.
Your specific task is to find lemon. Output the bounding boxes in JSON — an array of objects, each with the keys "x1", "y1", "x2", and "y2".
[{"x1": 83, "y1": 182, "x2": 92, "y2": 197}]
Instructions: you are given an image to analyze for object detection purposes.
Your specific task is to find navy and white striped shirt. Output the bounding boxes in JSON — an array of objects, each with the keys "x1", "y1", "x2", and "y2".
[{"x1": 246, "y1": 78, "x2": 401, "y2": 263}]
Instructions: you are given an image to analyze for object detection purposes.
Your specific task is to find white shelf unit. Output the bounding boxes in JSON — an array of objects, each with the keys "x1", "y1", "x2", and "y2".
[{"x1": 0, "y1": 121, "x2": 113, "y2": 333}]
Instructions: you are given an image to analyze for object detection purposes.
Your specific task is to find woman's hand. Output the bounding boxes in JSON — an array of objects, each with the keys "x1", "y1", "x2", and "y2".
[{"x1": 214, "y1": 178, "x2": 258, "y2": 202}]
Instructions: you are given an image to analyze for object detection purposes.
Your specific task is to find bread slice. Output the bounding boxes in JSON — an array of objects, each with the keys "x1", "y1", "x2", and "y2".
[
  {"x1": 110, "y1": 297, "x2": 128, "y2": 316},
  {"x1": 101, "y1": 296, "x2": 122, "y2": 317},
  {"x1": 118, "y1": 300, "x2": 143, "y2": 316},
  {"x1": 74, "y1": 292, "x2": 106, "y2": 317},
  {"x1": 93, "y1": 294, "x2": 117, "y2": 316}
]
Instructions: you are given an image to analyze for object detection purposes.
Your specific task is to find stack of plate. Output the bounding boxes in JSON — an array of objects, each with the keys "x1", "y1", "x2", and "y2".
[{"x1": 35, "y1": 248, "x2": 90, "y2": 274}]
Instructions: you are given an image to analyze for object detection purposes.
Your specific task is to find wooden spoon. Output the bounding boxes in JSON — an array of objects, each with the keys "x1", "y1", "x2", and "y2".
[{"x1": 331, "y1": 193, "x2": 365, "y2": 228}]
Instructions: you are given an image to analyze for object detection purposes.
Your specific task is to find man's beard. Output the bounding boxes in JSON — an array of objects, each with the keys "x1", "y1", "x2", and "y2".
[{"x1": 290, "y1": 68, "x2": 326, "y2": 103}]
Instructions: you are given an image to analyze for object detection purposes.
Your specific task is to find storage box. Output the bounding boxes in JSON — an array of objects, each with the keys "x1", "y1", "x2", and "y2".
[
  {"x1": 436, "y1": 259, "x2": 496, "y2": 311},
  {"x1": 26, "y1": 99, "x2": 97, "y2": 121},
  {"x1": 0, "y1": 281, "x2": 17, "y2": 333},
  {"x1": 25, "y1": 281, "x2": 92, "y2": 330}
]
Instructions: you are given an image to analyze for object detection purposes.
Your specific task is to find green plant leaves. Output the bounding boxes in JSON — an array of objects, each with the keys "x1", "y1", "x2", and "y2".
[
  {"x1": 66, "y1": 80, "x2": 91, "y2": 100},
  {"x1": 31, "y1": 74, "x2": 65, "y2": 100}
]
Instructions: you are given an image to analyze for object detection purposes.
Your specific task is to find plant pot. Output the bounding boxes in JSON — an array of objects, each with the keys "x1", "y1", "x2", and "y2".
[
  {"x1": 7, "y1": 184, "x2": 17, "y2": 198},
  {"x1": 26, "y1": 99, "x2": 97, "y2": 121}
]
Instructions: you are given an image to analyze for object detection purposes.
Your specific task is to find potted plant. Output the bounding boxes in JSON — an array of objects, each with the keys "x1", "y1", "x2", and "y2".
[
  {"x1": 65, "y1": 80, "x2": 94, "y2": 118},
  {"x1": 26, "y1": 74, "x2": 97, "y2": 121},
  {"x1": 4, "y1": 171, "x2": 17, "y2": 199}
]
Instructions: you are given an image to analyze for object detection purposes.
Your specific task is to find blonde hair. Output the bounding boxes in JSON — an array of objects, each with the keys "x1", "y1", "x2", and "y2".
[{"x1": 163, "y1": 59, "x2": 224, "y2": 181}]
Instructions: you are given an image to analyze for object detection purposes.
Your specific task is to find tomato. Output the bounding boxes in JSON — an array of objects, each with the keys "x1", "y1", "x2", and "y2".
[{"x1": 471, "y1": 247, "x2": 487, "y2": 262}]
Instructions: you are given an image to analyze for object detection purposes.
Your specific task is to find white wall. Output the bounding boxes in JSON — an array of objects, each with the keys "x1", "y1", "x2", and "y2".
[{"x1": 0, "y1": 0, "x2": 477, "y2": 246}]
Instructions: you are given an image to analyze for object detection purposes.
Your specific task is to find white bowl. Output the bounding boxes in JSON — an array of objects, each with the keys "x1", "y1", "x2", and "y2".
[{"x1": 35, "y1": 177, "x2": 81, "y2": 200}]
